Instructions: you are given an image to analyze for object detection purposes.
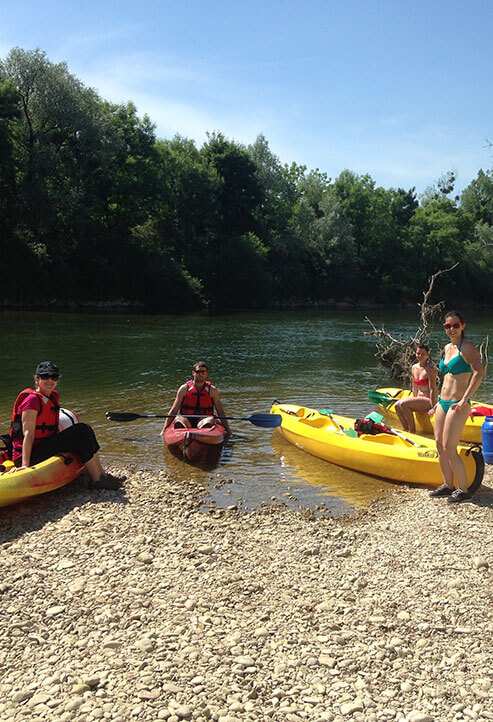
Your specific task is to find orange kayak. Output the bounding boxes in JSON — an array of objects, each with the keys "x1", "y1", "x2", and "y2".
[{"x1": 0, "y1": 453, "x2": 83, "y2": 508}]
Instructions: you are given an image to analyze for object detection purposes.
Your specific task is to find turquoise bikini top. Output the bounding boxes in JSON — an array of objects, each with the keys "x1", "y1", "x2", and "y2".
[{"x1": 439, "y1": 339, "x2": 472, "y2": 375}]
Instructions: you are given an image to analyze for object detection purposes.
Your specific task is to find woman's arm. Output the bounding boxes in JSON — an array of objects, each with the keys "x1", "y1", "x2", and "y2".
[
  {"x1": 460, "y1": 342, "x2": 484, "y2": 402},
  {"x1": 411, "y1": 365, "x2": 418, "y2": 397},
  {"x1": 19, "y1": 409, "x2": 38, "y2": 469},
  {"x1": 427, "y1": 365, "x2": 438, "y2": 407}
]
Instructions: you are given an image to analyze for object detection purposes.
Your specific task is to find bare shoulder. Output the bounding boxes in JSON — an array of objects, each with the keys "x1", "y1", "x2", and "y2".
[
  {"x1": 462, "y1": 338, "x2": 481, "y2": 360},
  {"x1": 426, "y1": 362, "x2": 437, "y2": 376}
]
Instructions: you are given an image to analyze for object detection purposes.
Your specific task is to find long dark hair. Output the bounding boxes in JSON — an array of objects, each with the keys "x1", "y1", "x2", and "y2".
[
  {"x1": 417, "y1": 342, "x2": 431, "y2": 361},
  {"x1": 443, "y1": 309, "x2": 465, "y2": 343}
]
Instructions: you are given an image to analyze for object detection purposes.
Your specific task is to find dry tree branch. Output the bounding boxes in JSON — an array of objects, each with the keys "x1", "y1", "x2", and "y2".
[
  {"x1": 479, "y1": 335, "x2": 489, "y2": 376},
  {"x1": 418, "y1": 263, "x2": 458, "y2": 334},
  {"x1": 365, "y1": 265, "x2": 457, "y2": 383}
]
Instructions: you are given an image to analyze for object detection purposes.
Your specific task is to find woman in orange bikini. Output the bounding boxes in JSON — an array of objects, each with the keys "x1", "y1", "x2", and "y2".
[
  {"x1": 429, "y1": 311, "x2": 484, "y2": 503},
  {"x1": 395, "y1": 344, "x2": 437, "y2": 434}
]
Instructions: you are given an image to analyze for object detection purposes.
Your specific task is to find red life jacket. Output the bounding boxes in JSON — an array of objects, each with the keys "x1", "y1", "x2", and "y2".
[
  {"x1": 10, "y1": 388, "x2": 60, "y2": 441},
  {"x1": 180, "y1": 380, "x2": 214, "y2": 416},
  {"x1": 354, "y1": 418, "x2": 391, "y2": 436}
]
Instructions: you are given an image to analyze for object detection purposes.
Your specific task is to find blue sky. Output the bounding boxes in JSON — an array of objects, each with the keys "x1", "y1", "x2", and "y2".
[{"x1": 2, "y1": 0, "x2": 492, "y2": 194}]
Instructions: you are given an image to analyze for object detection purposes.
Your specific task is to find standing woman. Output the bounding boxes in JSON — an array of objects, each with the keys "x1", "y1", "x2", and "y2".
[
  {"x1": 395, "y1": 344, "x2": 437, "y2": 433},
  {"x1": 429, "y1": 312, "x2": 484, "y2": 503},
  {"x1": 11, "y1": 361, "x2": 124, "y2": 490}
]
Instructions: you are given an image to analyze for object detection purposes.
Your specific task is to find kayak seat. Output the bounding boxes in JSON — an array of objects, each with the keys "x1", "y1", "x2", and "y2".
[
  {"x1": 299, "y1": 417, "x2": 328, "y2": 429},
  {"x1": 359, "y1": 432, "x2": 410, "y2": 446},
  {"x1": 284, "y1": 408, "x2": 306, "y2": 417}
]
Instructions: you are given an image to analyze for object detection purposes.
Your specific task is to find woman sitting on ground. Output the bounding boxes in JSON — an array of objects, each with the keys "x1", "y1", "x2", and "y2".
[
  {"x1": 11, "y1": 361, "x2": 124, "y2": 490},
  {"x1": 394, "y1": 343, "x2": 437, "y2": 434}
]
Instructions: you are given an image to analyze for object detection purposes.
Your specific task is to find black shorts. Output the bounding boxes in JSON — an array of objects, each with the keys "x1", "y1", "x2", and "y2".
[{"x1": 15, "y1": 423, "x2": 100, "y2": 466}]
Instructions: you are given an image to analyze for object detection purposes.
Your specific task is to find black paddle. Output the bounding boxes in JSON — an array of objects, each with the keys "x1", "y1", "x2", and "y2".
[{"x1": 105, "y1": 411, "x2": 282, "y2": 428}]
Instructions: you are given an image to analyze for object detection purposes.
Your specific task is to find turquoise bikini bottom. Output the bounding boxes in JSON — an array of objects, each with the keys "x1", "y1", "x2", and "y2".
[{"x1": 438, "y1": 397, "x2": 471, "y2": 413}]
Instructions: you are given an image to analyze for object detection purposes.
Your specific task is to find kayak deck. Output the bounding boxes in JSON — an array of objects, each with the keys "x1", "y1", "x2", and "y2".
[
  {"x1": 0, "y1": 453, "x2": 83, "y2": 508},
  {"x1": 163, "y1": 419, "x2": 226, "y2": 468}
]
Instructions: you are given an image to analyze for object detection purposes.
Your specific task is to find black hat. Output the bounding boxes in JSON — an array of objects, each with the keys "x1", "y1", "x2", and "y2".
[{"x1": 35, "y1": 361, "x2": 60, "y2": 376}]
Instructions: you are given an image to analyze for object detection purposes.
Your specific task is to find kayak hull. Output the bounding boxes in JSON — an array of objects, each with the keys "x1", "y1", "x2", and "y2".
[
  {"x1": 0, "y1": 453, "x2": 83, "y2": 508},
  {"x1": 373, "y1": 387, "x2": 490, "y2": 443},
  {"x1": 271, "y1": 403, "x2": 483, "y2": 491},
  {"x1": 163, "y1": 420, "x2": 226, "y2": 468}
]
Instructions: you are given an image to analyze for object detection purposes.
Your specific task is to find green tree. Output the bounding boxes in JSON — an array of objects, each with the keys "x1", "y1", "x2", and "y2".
[
  {"x1": 460, "y1": 169, "x2": 493, "y2": 225},
  {"x1": 291, "y1": 172, "x2": 355, "y2": 299},
  {"x1": 408, "y1": 199, "x2": 474, "y2": 297},
  {"x1": 211, "y1": 232, "x2": 272, "y2": 308},
  {"x1": 201, "y1": 132, "x2": 263, "y2": 238}
]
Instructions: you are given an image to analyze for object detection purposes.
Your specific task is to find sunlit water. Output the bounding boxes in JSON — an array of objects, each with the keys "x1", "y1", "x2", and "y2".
[{"x1": 1, "y1": 309, "x2": 492, "y2": 515}]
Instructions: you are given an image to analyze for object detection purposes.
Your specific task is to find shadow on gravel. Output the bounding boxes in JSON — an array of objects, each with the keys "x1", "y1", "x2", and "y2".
[
  {"x1": 0, "y1": 478, "x2": 128, "y2": 545},
  {"x1": 470, "y1": 483, "x2": 493, "y2": 508}
]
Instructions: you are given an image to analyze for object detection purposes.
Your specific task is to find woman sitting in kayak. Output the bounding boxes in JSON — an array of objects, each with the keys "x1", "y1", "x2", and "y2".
[
  {"x1": 11, "y1": 361, "x2": 123, "y2": 490},
  {"x1": 161, "y1": 361, "x2": 231, "y2": 436},
  {"x1": 429, "y1": 311, "x2": 484, "y2": 503},
  {"x1": 394, "y1": 344, "x2": 437, "y2": 434}
]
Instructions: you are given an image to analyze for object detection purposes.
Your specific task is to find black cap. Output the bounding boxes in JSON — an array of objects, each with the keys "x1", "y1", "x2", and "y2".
[{"x1": 35, "y1": 361, "x2": 60, "y2": 376}]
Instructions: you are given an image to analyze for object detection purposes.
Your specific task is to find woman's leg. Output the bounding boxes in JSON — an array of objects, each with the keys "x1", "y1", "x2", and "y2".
[
  {"x1": 30, "y1": 424, "x2": 122, "y2": 487},
  {"x1": 395, "y1": 397, "x2": 431, "y2": 433},
  {"x1": 433, "y1": 404, "x2": 454, "y2": 488},
  {"x1": 83, "y1": 451, "x2": 105, "y2": 482},
  {"x1": 441, "y1": 405, "x2": 471, "y2": 492}
]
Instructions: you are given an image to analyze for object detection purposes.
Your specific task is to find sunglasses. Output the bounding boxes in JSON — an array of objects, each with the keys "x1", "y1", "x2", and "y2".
[
  {"x1": 193, "y1": 368, "x2": 207, "y2": 373},
  {"x1": 38, "y1": 373, "x2": 60, "y2": 380},
  {"x1": 443, "y1": 323, "x2": 462, "y2": 330}
]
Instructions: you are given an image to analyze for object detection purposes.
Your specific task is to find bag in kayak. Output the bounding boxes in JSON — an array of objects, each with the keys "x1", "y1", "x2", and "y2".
[
  {"x1": 0, "y1": 433, "x2": 13, "y2": 463},
  {"x1": 354, "y1": 418, "x2": 390, "y2": 436}
]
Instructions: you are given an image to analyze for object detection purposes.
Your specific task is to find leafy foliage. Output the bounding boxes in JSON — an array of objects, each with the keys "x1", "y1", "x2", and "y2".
[{"x1": 1, "y1": 48, "x2": 492, "y2": 310}]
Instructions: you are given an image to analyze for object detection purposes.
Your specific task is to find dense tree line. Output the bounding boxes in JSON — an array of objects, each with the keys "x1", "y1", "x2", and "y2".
[{"x1": 1, "y1": 48, "x2": 492, "y2": 310}]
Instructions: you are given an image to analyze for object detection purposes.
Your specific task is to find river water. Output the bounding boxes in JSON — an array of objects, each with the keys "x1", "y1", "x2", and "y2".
[{"x1": 1, "y1": 309, "x2": 492, "y2": 515}]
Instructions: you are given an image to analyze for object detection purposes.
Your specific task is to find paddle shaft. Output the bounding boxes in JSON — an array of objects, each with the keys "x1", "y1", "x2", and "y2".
[
  {"x1": 318, "y1": 409, "x2": 348, "y2": 434},
  {"x1": 105, "y1": 411, "x2": 281, "y2": 428}
]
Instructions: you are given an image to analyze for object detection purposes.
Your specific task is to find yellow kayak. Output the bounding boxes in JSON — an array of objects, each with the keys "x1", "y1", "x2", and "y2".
[
  {"x1": 370, "y1": 387, "x2": 492, "y2": 443},
  {"x1": 0, "y1": 454, "x2": 83, "y2": 508},
  {"x1": 270, "y1": 403, "x2": 484, "y2": 491}
]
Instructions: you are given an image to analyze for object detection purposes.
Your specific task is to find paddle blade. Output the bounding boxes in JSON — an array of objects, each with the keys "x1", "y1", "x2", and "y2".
[
  {"x1": 248, "y1": 413, "x2": 282, "y2": 428},
  {"x1": 368, "y1": 390, "x2": 397, "y2": 406},
  {"x1": 106, "y1": 411, "x2": 144, "y2": 422},
  {"x1": 366, "y1": 411, "x2": 384, "y2": 423}
]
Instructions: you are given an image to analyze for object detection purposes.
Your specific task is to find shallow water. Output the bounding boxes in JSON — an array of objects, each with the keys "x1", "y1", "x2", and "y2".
[{"x1": 1, "y1": 309, "x2": 492, "y2": 514}]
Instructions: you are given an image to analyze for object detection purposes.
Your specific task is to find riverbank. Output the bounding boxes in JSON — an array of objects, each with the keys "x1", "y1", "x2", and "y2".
[{"x1": 1, "y1": 467, "x2": 492, "y2": 722}]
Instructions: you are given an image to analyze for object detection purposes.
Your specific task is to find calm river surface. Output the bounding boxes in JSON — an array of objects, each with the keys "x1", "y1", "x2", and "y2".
[{"x1": 1, "y1": 309, "x2": 492, "y2": 515}]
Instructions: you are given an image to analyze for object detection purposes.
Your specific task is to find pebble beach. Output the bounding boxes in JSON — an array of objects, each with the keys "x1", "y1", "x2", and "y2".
[{"x1": 1, "y1": 465, "x2": 492, "y2": 722}]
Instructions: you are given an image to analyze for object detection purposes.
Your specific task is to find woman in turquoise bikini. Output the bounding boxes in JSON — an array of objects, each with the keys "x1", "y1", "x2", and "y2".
[{"x1": 429, "y1": 311, "x2": 484, "y2": 503}]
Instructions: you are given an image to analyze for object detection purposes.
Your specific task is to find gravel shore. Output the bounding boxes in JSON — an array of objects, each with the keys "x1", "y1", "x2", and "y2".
[{"x1": 1, "y1": 465, "x2": 492, "y2": 722}]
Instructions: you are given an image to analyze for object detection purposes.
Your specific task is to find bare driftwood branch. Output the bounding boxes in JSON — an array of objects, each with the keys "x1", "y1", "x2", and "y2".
[
  {"x1": 479, "y1": 335, "x2": 489, "y2": 376},
  {"x1": 365, "y1": 266, "x2": 454, "y2": 383},
  {"x1": 419, "y1": 264, "x2": 458, "y2": 334}
]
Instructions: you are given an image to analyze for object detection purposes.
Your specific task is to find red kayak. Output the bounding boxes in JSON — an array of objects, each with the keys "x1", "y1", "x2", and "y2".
[{"x1": 163, "y1": 419, "x2": 226, "y2": 468}]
